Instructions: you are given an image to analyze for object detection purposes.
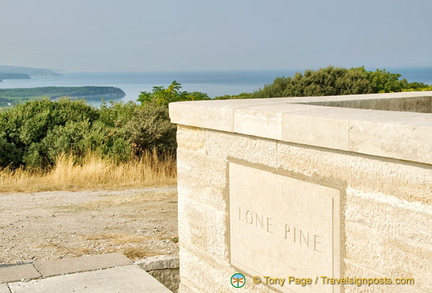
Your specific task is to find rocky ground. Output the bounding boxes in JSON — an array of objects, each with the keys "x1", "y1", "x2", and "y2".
[{"x1": 0, "y1": 187, "x2": 178, "y2": 265}]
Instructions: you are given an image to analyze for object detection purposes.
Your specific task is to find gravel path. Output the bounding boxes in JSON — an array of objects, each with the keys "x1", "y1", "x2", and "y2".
[{"x1": 0, "y1": 187, "x2": 178, "y2": 265}]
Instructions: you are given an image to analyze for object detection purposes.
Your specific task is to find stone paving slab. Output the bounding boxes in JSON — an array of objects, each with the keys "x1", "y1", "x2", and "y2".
[
  {"x1": 0, "y1": 264, "x2": 41, "y2": 283},
  {"x1": 33, "y1": 253, "x2": 133, "y2": 277},
  {"x1": 0, "y1": 284, "x2": 10, "y2": 293},
  {"x1": 8, "y1": 265, "x2": 172, "y2": 293}
]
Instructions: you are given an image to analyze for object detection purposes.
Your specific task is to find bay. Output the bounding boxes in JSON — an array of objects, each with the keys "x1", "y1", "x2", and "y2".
[
  {"x1": 0, "y1": 68, "x2": 431, "y2": 107},
  {"x1": 0, "y1": 70, "x2": 293, "y2": 106}
]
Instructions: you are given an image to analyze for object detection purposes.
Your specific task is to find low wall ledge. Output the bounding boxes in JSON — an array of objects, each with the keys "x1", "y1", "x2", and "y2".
[{"x1": 169, "y1": 91, "x2": 432, "y2": 165}]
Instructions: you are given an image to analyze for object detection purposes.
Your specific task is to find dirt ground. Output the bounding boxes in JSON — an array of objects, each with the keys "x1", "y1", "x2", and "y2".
[{"x1": 0, "y1": 187, "x2": 179, "y2": 265}]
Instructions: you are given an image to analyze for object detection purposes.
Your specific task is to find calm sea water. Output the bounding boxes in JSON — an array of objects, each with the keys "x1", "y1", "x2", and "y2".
[{"x1": 1, "y1": 68, "x2": 431, "y2": 106}]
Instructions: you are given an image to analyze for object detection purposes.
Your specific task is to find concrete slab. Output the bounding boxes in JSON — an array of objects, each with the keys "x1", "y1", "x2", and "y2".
[
  {"x1": 0, "y1": 284, "x2": 10, "y2": 293},
  {"x1": 33, "y1": 253, "x2": 133, "y2": 277},
  {"x1": 8, "y1": 265, "x2": 171, "y2": 293},
  {"x1": 0, "y1": 264, "x2": 41, "y2": 283}
]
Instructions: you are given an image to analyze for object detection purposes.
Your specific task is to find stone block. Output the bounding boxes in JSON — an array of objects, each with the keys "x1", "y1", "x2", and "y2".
[
  {"x1": 0, "y1": 264, "x2": 41, "y2": 283},
  {"x1": 276, "y1": 142, "x2": 432, "y2": 204},
  {"x1": 343, "y1": 260, "x2": 420, "y2": 293},
  {"x1": 204, "y1": 130, "x2": 278, "y2": 168},
  {"x1": 147, "y1": 268, "x2": 179, "y2": 293},
  {"x1": 170, "y1": 99, "x2": 281, "y2": 133},
  {"x1": 179, "y1": 282, "x2": 199, "y2": 293},
  {"x1": 177, "y1": 148, "x2": 227, "y2": 210},
  {"x1": 179, "y1": 246, "x2": 233, "y2": 293},
  {"x1": 345, "y1": 188, "x2": 432, "y2": 292},
  {"x1": 233, "y1": 104, "x2": 314, "y2": 140},
  {"x1": 169, "y1": 101, "x2": 234, "y2": 132},
  {"x1": 178, "y1": 197, "x2": 228, "y2": 262},
  {"x1": 282, "y1": 107, "x2": 351, "y2": 151},
  {"x1": 348, "y1": 114, "x2": 432, "y2": 164},
  {"x1": 180, "y1": 244, "x2": 276, "y2": 293},
  {"x1": 176, "y1": 126, "x2": 206, "y2": 152}
]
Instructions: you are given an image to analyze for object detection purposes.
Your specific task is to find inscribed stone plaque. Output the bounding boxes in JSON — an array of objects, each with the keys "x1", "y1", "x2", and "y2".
[{"x1": 229, "y1": 163, "x2": 340, "y2": 293}]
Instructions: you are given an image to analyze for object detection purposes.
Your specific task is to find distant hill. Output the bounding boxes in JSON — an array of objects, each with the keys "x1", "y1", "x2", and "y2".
[
  {"x1": 0, "y1": 65, "x2": 61, "y2": 77},
  {"x1": 0, "y1": 86, "x2": 126, "y2": 106},
  {"x1": 0, "y1": 73, "x2": 31, "y2": 80}
]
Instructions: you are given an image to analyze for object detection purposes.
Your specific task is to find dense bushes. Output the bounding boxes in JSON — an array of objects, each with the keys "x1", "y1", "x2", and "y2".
[
  {"x1": 216, "y1": 66, "x2": 431, "y2": 99},
  {"x1": 0, "y1": 99, "x2": 176, "y2": 169},
  {"x1": 253, "y1": 66, "x2": 431, "y2": 98},
  {"x1": 124, "y1": 106, "x2": 176, "y2": 156},
  {"x1": 0, "y1": 99, "x2": 98, "y2": 168}
]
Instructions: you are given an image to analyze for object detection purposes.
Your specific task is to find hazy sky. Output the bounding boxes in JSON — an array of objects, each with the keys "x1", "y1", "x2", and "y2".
[{"x1": 1, "y1": 0, "x2": 431, "y2": 72}]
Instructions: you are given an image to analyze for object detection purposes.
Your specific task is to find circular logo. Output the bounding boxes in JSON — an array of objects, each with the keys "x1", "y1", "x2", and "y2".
[{"x1": 231, "y1": 273, "x2": 246, "y2": 288}]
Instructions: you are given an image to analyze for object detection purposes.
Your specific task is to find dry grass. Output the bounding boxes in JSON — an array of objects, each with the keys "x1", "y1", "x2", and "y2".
[
  {"x1": 80, "y1": 234, "x2": 164, "y2": 259},
  {"x1": 40, "y1": 234, "x2": 164, "y2": 259},
  {"x1": 52, "y1": 191, "x2": 176, "y2": 212},
  {"x1": 82, "y1": 233, "x2": 158, "y2": 244},
  {"x1": 0, "y1": 151, "x2": 177, "y2": 193}
]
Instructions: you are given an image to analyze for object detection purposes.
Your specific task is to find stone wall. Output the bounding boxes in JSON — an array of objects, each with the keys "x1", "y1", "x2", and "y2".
[
  {"x1": 170, "y1": 92, "x2": 432, "y2": 293},
  {"x1": 136, "y1": 255, "x2": 180, "y2": 293}
]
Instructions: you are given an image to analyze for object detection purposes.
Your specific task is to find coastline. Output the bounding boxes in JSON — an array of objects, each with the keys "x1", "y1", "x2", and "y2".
[{"x1": 1, "y1": 68, "x2": 431, "y2": 106}]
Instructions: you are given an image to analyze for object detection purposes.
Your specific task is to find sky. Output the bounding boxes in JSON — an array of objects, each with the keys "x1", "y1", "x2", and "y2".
[{"x1": 1, "y1": 0, "x2": 431, "y2": 72}]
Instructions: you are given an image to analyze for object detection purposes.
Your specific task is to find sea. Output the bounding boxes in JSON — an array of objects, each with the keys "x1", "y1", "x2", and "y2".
[{"x1": 1, "y1": 68, "x2": 431, "y2": 107}]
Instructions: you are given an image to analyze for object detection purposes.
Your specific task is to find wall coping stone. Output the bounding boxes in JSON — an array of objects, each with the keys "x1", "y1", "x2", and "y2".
[{"x1": 169, "y1": 91, "x2": 432, "y2": 165}]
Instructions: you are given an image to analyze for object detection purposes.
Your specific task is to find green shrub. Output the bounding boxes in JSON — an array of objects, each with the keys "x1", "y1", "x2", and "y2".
[
  {"x1": 0, "y1": 99, "x2": 99, "y2": 168},
  {"x1": 0, "y1": 98, "x2": 177, "y2": 169},
  {"x1": 40, "y1": 119, "x2": 132, "y2": 165},
  {"x1": 124, "y1": 104, "x2": 176, "y2": 156},
  {"x1": 251, "y1": 66, "x2": 431, "y2": 98},
  {"x1": 0, "y1": 136, "x2": 21, "y2": 168}
]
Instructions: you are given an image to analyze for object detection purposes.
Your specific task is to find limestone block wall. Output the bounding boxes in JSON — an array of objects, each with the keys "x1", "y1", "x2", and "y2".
[
  {"x1": 169, "y1": 92, "x2": 432, "y2": 293},
  {"x1": 136, "y1": 255, "x2": 180, "y2": 293}
]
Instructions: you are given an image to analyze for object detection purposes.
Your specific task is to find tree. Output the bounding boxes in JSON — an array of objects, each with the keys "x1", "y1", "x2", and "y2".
[{"x1": 137, "y1": 81, "x2": 210, "y2": 106}]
